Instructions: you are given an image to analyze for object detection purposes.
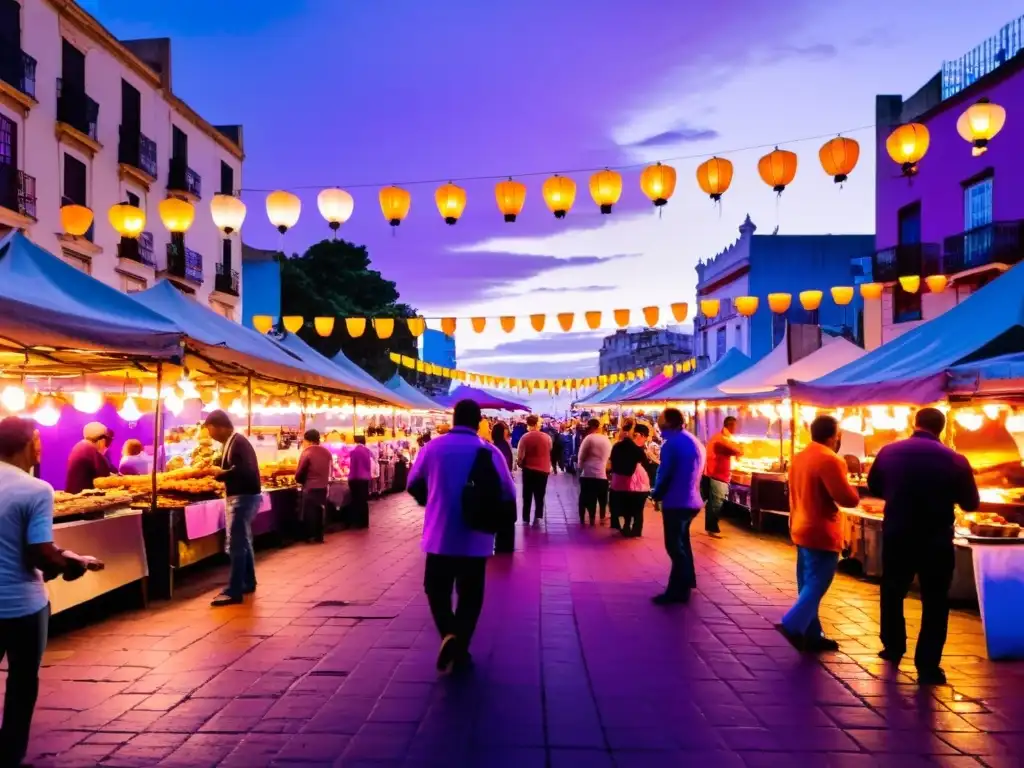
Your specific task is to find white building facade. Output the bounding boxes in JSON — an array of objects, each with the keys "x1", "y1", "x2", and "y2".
[
  {"x1": 693, "y1": 216, "x2": 756, "y2": 364},
  {"x1": 0, "y1": 0, "x2": 244, "y2": 318}
]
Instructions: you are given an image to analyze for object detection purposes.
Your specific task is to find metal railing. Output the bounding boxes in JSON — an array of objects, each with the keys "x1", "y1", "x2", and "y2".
[
  {"x1": 942, "y1": 16, "x2": 1024, "y2": 99},
  {"x1": 118, "y1": 126, "x2": 158, "y2": 179},
  {"x1": 0, "y1": 168, "x2": 36, "y2": 219},
  {"x1": 872, "y1": 243, "x2": 941, "y2": 283},
  {"x1": 942, "y1": 221, "x2": 1024, "y2": 275},
  {"x1": 214, "y1": 262, "x2": 239, "y2": 295},
  {"x1": 118, "y1": 231, "x2": 156, "y2": 267},
  {"x1": 168, "y1": 158, "x2": 201, "y2": 199},
  {"x1": 165, "y1": 242, "x2": 204, "y2": 284},
  {"x1": 0, "y1": 49, "x2": 35, "y2": 99},
  {"x1": 56, "y1": 78, "x2": 99, "y2": 140}
]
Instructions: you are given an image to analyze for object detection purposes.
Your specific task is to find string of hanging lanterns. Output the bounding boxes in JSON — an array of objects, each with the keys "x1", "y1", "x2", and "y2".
[{"x1": 56, "y1": 103, "x2": 1005, "y2": 241}]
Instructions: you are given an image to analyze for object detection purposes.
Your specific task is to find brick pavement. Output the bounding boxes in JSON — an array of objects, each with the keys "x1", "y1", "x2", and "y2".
[{"x1": 11, "y1": 474, "x2": 1024, "y2": 767}]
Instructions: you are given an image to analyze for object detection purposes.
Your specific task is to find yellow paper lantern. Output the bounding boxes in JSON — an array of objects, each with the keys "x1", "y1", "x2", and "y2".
[
  {"x1": 898, "y1": 275, "x2": 921, "y2": 293},
  {"x1": 696, "y1": 157, "x2": 733, "y2": 201},
  {"x1": 818, "y1": 137, "x2": 860, "y2": 184},
  {"x1": 542, "y1": 175, "x2": 576, "y2": 219},
  {"x1": 346, "y1": 318, "x2": 366, "y2": 337},
  {"x1": 471, "y1": 317, "x2": 486, "y2": 333},
  {"x1": 859, "y1": 282, "x2": 883, "y2": 301},
  {"x1": 626, "y1": 371, "x2": 636, "y2": 381},
  {"x1": 441, "y1": 318, "x2": 457, "y2": 336},
  {"x1": 639, "y1": 162, "x2": 677, "y2": 207},
  {"x1": 925, "y1": 274, "x2": 949, "y2": 293},
  {"x1": 60, "y1": 203, "x2": 93, "y2": 237},
  {"x1": 530, "y1": 314, "x2": 546, "y2": 332},
  {"x1": 252, "y1": 315, "x2": 274, "y2": 334},
  {"x1": 266, "y1": 190, "x2": 301, "y2": 234},
  {"x1": 282, "y1": 316, "x2": 303, "y2": 333},
  {"x1": 435, "y1": 182, "x2": 466, "y2": 225},
  {"x1": 957, "y1": 98, "x2": 1006, "y2": 156},
  {"x1": 758, "y1": 148, "x2": 798, "y2": 194},
  {"x1": 407, "y1": 317, "x2": 426, "y2": 337},
  {"x1": 557, "y1": 312, "x2": 574, "y2": 332},
  {"x1": 210, "y1": 194, "x2": 246, "y2": 235},
  {"x1": 614, "y1": 309, "x2": 630, "y2": 327},
  {"x1": 317, "y1": 188, "x2": 354, "y2": 231},
  {"x1": 374, "y1": 318, "x2": 395, "y2": 339},
  {"x1": 500, "y1": 316, "x2": 516, "y2": 333},
  {"x1": 379, "y1": 186, "x2": 411, "y2": 226},
  {"x1": 108, "y1": 202, "x2": 146, "y2": 238},
  {"x1": 768, "y1": 293, "x2": 792, "y2": 313},
  {"x1": 799, "y1": 290, "x2": 823, "y2": 311},
  {"x1": 495, "y1": 178, "x2": 526, "y2": 222},
  {"x1": 886, "y1": 123, "x2": 930, "y2": 176},
  {"x1": 314, "y1": 317, "x2": 335, "y2": 337},
  {"x1": 735, "y1": 296, "x2": 759, "y2": 317},
  {"x1": 642, "y1": 306, "x2": 659, "y2": 326},
  {"x1": 670, "y1": 302, "x2": 689, "y2": 323},
  {"x1": 830, "y1": 286, "x2": 855, "y2": 306},
  {"x1": 158, "y1": 197, "x2": 195, "y2": 233},
  {"x1": 585, "y1": 311, "x2": 602, "y2": 330},
  {"x1": 700, "y1": 299, "x2": 720, "y2": 319},
  {"x1": 589, "y1": 169, "x2": 622, "y2": 214},
  {"x1": 663, "y1": 364, "x2": 674, "y2": 378}
]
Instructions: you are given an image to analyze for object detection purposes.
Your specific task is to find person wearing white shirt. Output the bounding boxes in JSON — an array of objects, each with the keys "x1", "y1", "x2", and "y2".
[{"x1": 577, "y1": 418, "x2": 612, "y2": 525}]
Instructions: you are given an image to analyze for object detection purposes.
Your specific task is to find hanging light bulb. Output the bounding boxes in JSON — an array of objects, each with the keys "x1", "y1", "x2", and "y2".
[
  {"x1": 163, "y1": 392, "x2": 184, "y2": 416},
  {"x1": 33, "y1": 397, "x2": 61, "y2": 427},
  {"x1": 228, "y1": 397, "x2": 248, "y2": 417},
  {"x1": 266, "y1": 190, "x2": 301, "y2": 234},
  {"x1": 177, "y1": 376, "x2": 199, "y2": 400},
  {"x1": 72, "y1": 389, "x2": 103, "y2": 414},
  {"x1": 1, "y1": 385, "x2": 26, "y2": 412},
  {"x1": 118, "y1": 396, "x2": 142, "y2": 422},
  {"x1": 210, "y1": 194, "x2": 247, "y2": 235},
  {"x1": 317, "y1": 188, "x2": 354, "y2": 232}
]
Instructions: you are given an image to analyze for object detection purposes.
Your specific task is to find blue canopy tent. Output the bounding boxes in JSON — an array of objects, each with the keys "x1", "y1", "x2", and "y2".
[
  {"x1": 384, "y1": 373, "x2": 447, "y2": 411},
  {"x1": 574, "y1": 380, "x2": 634, "y2": 407},
  {"x1": 629, "y1": 348, "x2": 752, "y2": 404},
  {"x1": 790, "y1": 263, "x2": 1024, "y2": 407},
  {"x1": 947, "y1": 352, "x2": 1024, "y2": 400},
  {"x1": 0, "y1": 231, "x2": 183, "y2": 364}
]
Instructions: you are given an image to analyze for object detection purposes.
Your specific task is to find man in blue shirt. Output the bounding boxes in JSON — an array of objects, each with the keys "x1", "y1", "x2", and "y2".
[
  {"x1": 0, "y1": 417, "x2": 103, "y2": 767},
  {"x1": 407, "y1": 400, "x2": 516, "y2": 672},
  {"x1": 650, "y1": 408, "x2": 706, "y2": 605}
]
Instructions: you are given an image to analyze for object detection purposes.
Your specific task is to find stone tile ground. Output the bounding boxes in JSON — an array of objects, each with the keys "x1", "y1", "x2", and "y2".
[{"x1": 8, "y1": 475, "x2": 1024, "y2": 766}]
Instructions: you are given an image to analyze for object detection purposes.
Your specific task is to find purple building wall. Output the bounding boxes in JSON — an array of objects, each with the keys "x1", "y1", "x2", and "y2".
[{"x1": 875, "y1": 56, "x2": 1024, "y2": 251}]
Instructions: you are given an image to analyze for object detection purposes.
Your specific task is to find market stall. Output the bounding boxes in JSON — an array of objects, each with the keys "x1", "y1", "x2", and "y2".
[{"x1": 438, "y1": 384, "x2": 532, "y2": 412}]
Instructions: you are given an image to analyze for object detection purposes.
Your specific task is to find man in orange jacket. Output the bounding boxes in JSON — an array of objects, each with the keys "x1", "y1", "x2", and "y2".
[
  {"x1": 777, "y1": 415, "x2": 860, "y2": 652},
  {"x1": 702, "y1": 416, "x2": 742, "y2": 536}
]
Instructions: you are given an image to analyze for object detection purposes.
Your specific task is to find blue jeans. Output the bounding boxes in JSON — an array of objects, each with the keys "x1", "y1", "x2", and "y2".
[
  {"x1": 225, "y1": 494, "x2": 261, "y2": 598},
  {"x1": 782, "y1": 547, "x2": 839, "y2": 638},
  {"x1": 0, "y1": 604, "x2": 49, "y2": 766},
  {"x1": 703, "y1": 477, "x2": 728, "y2": 532},
  {"x1": 661, "y1": 508, "x2": 699, "y2": 597}
]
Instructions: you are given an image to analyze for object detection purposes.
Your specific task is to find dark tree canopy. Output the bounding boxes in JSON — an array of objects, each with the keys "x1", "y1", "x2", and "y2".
[{"x1": 279, "y1": 238, "x2": 418, "y2": 381}]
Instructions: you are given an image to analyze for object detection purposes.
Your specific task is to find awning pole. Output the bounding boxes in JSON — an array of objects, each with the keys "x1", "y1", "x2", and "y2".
[
  {"x1": 151, "y1": 362, "x2": 163, "y2": 504},
  {"x1": 352, "y1": 397, "x2": 358, "y2": 440},
  {"x1": 246, "y1": 376, "x2": 252, "y2": 436}
]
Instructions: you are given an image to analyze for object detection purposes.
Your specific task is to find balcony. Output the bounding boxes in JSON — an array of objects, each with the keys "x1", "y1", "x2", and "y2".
[
  {"x1": 117, "y1": 231, "x2": 156, "y2": 267},
  {"x1": 942, "y1": 221, "x2": 1024, "y2": 276},
  {"x1": 0, "y1": 167, "x2": 36, "y2": 226},
  {"x1": 118, "y1": 127, "x2": 158, "y2": 185},
  {"x1": 167, "y1": 158, "x2": 201, "y2": 200},
  {"x1": 56, "y1": 78, "x2": 100, "y2": 155},
  {"x1": 214, "y1": 262, "x2": 239, "y2": 296},
  {"x1": 871, "y1": 243, "x2": 941, "y2": 283},
  {"x1": 165, "y1": 242, "x2": 204, "y2": 284},
  {"x1": 0, "y1": 50, "x2": 36, "y2": 108}
]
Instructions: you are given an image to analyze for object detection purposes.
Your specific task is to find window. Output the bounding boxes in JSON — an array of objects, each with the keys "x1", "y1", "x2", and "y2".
[
  {"x1": 220, "y1": 161, "x2": 233, "y2": 195},
  {"x1": 120, "y1": 273, "x2": 146, "y2": 293},
  {"x1": 701, "y1": 330, "x2": 708, "y2": 357},
  {"x1": 964, "y1": 177, "x2": 993, "y2": 231},
  {"x1": 772, "y1": 313, "x2": 786, "y2": 348},
  {"x1": 893, "y1": 281, "x2": 922, "y2": 324},
  {"x1": 715, "y1": 326, "x2": 727, "y2": 359},
  {"x1": 63, "y1": 153, "x2": 87, "y2": 204},
  {"x1": 222, "y1": 238, "x2": 232, "y2": 269},
  {"x1": 61, "y1": 249, "x2": 90, "y2": 273}
]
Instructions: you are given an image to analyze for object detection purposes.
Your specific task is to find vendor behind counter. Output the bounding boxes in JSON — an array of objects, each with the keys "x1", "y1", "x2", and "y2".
[{"x1": 65, "y1": 422, "x2": 114, "y2": 494}]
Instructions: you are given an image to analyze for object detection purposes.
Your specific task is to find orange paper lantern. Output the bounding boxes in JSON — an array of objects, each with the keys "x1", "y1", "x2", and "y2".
[
  {"x1": 799, "y1": 290, "x2": 823, "y2": 311},
  {"x1": 495, "y1": 178, "x2": 526, "y2": 222},
  {"x1": 758, "y1": 148, "x2": 797, "y2": 194},
  {"x1": 830, "y1": 286, "x2": 855, "y2": 306},
  {"x1": 695, "y1": 157, "x2": 733, "y2": 201},
  {"x1": 589, "y1": 169, "x2": 622, "y2": 214},
  {"x1": 434, "y1": 182, "x2": 466, "y2": 225},
  {"x1": 542, "y1": 175, "x2": 576, "y2": 219},
  {"x1": 639, "y1": 162, "x2": 677, "y2": 207},
  {"x1": 735, "y1": 296, "x2": 759, "y2": 317},
  {"x1": 379, "y1": 186, "x2": 411, "y2": 226},
  {"x1": 886, "y1": 123, "x2": 930, "y2": 176},
  {"x1": 768, "y1": 293, "x2": 792, "y2": 313},
  {"x1": 700, "y1": 299, "x2": 720, "y2": 319},
  {"x1": 819, "y1": 137, "x2": 860, "y2": 184},
  {"x1": 860, "y1": 283, "x2": 883, "y2": 301}
]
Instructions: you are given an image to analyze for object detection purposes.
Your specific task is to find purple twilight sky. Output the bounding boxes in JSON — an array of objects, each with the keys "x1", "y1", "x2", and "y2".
[{"x1": 88, "y1": 0, "x2": 1019, "y2": 405}]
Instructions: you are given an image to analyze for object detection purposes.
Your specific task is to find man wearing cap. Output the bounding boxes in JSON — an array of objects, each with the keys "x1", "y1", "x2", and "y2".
[
  {"x1": 65, "y1": 422, "x2": 114, "y2": 494},
  {"x1": 296, "y1": 429, "x2": 333, "y2": 543},
  {"x1": 204, "y1": 410, "x2": 262, "y2": 606}
]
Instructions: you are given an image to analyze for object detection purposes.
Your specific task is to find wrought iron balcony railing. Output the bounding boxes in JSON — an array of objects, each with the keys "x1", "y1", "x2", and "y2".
[
  {"x1": 0, "y1": 50, "x2": 36, "y2": 99},
  {"x1": 118, "y1": 231, "x2": 156, "y2": 267},
  {"x1": 165, "y1": 242, "x2": 204, "y2": 284},
  {"x1": 118, "y1": 127, "x2": 158, "y2": 179},
  {"x1": 214, "y1": 262, "x2": 239, "y2": 295},
  {"x1": 942, "y1": 221, "x2": 1024, "y2": 275},
  {"x1": 56, "y1": 78, "x2": 99, "y2": 140},
  {"x1": 168, "y1": 158, "x2": 201, "y2": 199},
  {"x1": 0, "y1": 168, "x2": 36, "y2": 219},
  {"x1": 871, "y1": 242, "x2": 941, "y2": 283}
]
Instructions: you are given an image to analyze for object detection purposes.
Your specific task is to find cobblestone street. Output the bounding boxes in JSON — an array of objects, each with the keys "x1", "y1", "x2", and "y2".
[{"x1": 12, "y1": 474, "x2": 1024, "y2": 767}]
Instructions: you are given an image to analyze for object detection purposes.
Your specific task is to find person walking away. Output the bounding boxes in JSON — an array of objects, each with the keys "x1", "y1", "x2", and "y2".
[
  {"x1": 205, "y1": 410, "x2": 262, "y2": 607},
  {"x1": 610, "y1": 424, "x2": 652, "y2": 537},
  {"x1": 510, "y1": 420, "x2": 527, "y2": 449},
  {"x1": 478, "y1": 415, "x2": 492, "y2": 443},
  {"x1": 776, "y1": 415, "x2": 860, "y2": 652},
  {"x1": 407, "y1": 399, "x2": 515, "y2": 671},
  {"x1": 577, "y1": 418, "x2": 612, "y2": 525},
  {"x1": 295, "y1": 429, "x2": 333, "y2": 543},
  {"x1": 118, "y1": 439, "x2": 150, "y2": 476},
  {"x1": 65, "y1": 422, "x2": 114, "y2": 494},
  {"x1": 703, "y1": 415, "x2": 743, "y2": 536},
  {"x1": 651, "y1": 408, "x2": 706, "y2": 604},
  {"x1": 517, "y1": 416, "x2": 552, "y2": 524},
  {"x1": 348, "y1": 436, "x2": 374, "y2": 529},
  {"x1": 609, "y1": 418, "x2": 634, "y2": 530},
  {"x1": 491, "y1": 422, "x2": 516, "y2": 553},
  {"x1": 547, "y1": 425, "x2": 563, "y2": 475},
  {"x1": 868, "y1": 407, "x2": 979, "y2": 686},
  {"x1": 0, "y1": 417, "x2": 104, "y2": 768}
]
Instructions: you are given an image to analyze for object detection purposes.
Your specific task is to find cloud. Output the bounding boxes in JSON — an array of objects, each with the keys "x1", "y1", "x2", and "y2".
[
  {"x1": 488, "y1": 284, "x2": 618, "y2": 299},
  {"x1": 459, "y1": 331, "x2": 605, "y2": 361},
  {"x1": 763, "y1": 43, "x2": 838, "y2": 64},
  {"x1": 625, "y1": 126, "x2": 720, "y2": 149}
]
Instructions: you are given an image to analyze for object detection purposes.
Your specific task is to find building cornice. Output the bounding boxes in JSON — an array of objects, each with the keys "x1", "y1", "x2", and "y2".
[{"x1": 46, "y1": 0, "x2": 245, "y2": 161}]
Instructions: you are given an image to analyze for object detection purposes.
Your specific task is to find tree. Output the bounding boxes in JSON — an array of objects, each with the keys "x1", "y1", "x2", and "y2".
[{"x1": 279, "y1": 239, "x2": 418, "y2": 381}]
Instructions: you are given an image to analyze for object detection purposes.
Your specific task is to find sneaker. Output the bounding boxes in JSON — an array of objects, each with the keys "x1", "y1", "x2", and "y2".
[
  {"x1": 211, "y1": 593, "x2": 243, "y2": 607},
  {"x1": 774, "y1": 623, "x2": 805, "y2": 651},
  {"x1": 877, "y1": 648, "x2": 904, "y2": 663},
  {"x1": 917, "y1": 667, "x2": 947, "y2": 686},
  {"x1": 436, "y1": 634, "x2": 459, "y2": 672},
  {"x1": 652, "y1": 592, "x2": 690, "y2": 605}
]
